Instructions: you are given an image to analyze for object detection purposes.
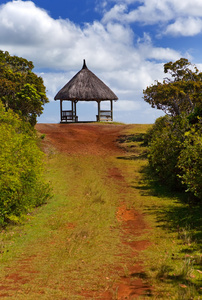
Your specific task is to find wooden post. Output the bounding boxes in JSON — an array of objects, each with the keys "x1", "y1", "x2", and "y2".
[
  {"x1": 74, "y1": 101, "x2": 77, "y2": 122},
  {"x1": 71, "y1": 100, "x2": 74, "y2": 119},
  {"x1": 97, "y1": 101, "x2": 101, "y2": 122},
  {"x1": 111, "y1": 100, "x2": 113, "y2": 121},
  {"x1": 60, "y1": 100, "x2": 63, "y2": 122}
]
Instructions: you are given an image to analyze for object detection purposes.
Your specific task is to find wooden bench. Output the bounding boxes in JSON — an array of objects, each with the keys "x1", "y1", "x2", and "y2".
[
  {"x1": 96, "y1": 110, "x2": 112, "y2": 122},
  {"x1": 61, "y1": 110, "x2": 78, "y2": 122}
]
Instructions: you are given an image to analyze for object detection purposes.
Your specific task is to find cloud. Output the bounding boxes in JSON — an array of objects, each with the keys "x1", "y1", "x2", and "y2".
[
  {"x1": 0, "y1": 1, "x2": 80, "y2": 46},
  {"x1": 0, "y1": 1, "x2": 180, "y2": 69},
  {"x1": 0, "y1": 1, "x2": 137, "y2": 72},
  {"x1": 165, "y1": 17, "x2": 202, "y2": 36},
  {"x1": 102, "y1": 1, "x2": 172, "y2": 25},
  {"x1": 171, "y1": 0, "x2": 202, "y2": 17},
  {"x1": 0, "y1": 0, "x2": 184, "y2": 124},
  {"x1": 102, "y1": 0, "x2": 202, "y2": 36},
  {"x1": 115, "y1": 100, "x2": 141, "y2": 111}
]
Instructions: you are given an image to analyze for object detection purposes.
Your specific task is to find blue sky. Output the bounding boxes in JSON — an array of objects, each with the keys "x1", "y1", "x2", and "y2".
[{"x1": 0, "y1": 0, "x2": 202, "y2": 123}]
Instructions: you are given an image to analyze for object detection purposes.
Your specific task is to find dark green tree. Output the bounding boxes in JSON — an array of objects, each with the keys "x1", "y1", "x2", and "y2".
[
  {"x1": 0, "y1": 50, "x2": 48, "y2": 125},
  {"x1": 143, "y1": 58, "x2": 202, "y2": 117}
]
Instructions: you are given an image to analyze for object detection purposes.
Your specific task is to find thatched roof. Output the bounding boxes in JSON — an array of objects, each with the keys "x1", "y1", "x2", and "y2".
[{"x1": 54, "y1": 60, "x2": 118, "y2": 101}]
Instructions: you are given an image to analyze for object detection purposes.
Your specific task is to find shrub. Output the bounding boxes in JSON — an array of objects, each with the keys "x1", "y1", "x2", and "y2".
[
  {"x1": 0, "y1": 102, "x2": 50, "y2": 225},
  {"x1": 178, "y1": 127, "x2": 202, "y2": 201},
  {"x1": 147, "y1": 115, "x2": 190, "y2": 189},
  {"x1": 147, "y1": 114, "x2": 202, "y2": 201}
]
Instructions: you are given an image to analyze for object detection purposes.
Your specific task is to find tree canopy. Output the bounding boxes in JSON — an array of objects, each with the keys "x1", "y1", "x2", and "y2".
[
  {"x1": 0, "y1": 50, "x2": 48, "y2": 125},
  {"x1": 143, "y1": 58, "x2": 202, "y2": 117}
]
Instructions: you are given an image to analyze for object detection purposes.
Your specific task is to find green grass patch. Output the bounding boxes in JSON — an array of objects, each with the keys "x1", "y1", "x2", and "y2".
[
  {"x1": 0, "y1": 149, "x2": 132, "y2": 299},
  {"x1": 116, "y1": 124, "x2": 202, "y2": 299},
  {"x1": 0, "y1": 123, "x2": 201, "y2": 299}
]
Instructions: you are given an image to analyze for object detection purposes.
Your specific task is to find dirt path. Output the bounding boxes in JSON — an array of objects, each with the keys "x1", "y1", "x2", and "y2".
[
  {"x1": 0, "y1": 123, "x2": 152, "y2": 299},
  {"x1": 36, "y1": 124, "x2": 152, "y2": 299},
  {"x1": 36, "y1": 123, "x2": 127, "y2": 156}
]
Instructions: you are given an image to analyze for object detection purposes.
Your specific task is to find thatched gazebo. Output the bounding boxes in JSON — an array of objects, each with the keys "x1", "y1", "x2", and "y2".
[{"x1": 54, "y1": 60, "x2": 118, "y2": 122}]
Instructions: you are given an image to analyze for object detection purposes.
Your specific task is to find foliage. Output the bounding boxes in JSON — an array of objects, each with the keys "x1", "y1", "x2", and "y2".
[
  {"x1": 0, "y1": 101, "x2": 50, "y2": 225},
  {"x1": 147, "y1": 115, "x2": 202, "y2": 201},
  {"x1": 0, "y1": 50, "x2": 48, "y2": 125},
  {"x1": 144, "y1": 58, "x2": 202, "y2": 202},
  {"x1": 143, "y1": 58, "x2": 202, "y2": 116},
  {"x1": 147, "y1": 115, "x2": 189, "y2": 189},
  {"x1": 178, "y1": 126, "x2": 202, "y2": 200}
]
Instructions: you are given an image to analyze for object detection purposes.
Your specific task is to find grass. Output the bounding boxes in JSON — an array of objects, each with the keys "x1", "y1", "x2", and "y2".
[
  {"x1": 0, "y1": 147, "x2": 132, "y2": 298},
  {"x1": 115, "y1": 124, "x2": 202, "y2": 299},
  {"x1": 0, "y1": 123, "x2": 201, "y2": 299}
]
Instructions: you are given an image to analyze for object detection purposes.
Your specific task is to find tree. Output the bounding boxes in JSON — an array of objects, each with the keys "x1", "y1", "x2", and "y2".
[
  {"x1": 144, "y1": 58, "x2": 202, "y2": 202},
  {"x1": 0, "y1": 50, "x2": 48, "y2": 125},
  {"x1": 143, "y1": 58, "x2": 202, "y2": 117}
]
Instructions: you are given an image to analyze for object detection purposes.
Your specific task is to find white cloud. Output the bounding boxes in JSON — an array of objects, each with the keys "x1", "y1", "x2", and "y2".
[
  {"x1": 0, "y1": 0, "x2": 185, "y2": 124},
  {"x1": 102, "y1": 0, "x2": 173, "y2": 25},
  {"x1": 165, "y1": 17, "x2": 202, "y2": 36},
  {"x1": 0, "y1": 1, "x2": 80, "y2": 46},
  {"x1": 0, "y1": 1, "x2": 136, "y2": 71},
  {"x1": 0, "y1": 1, "x2": 181, "y2": 70},
  {"x1": 137, "y1": 33, "x2": 180, "y2": 61},
  {"x1": 102, "y1": 0, "x2": 202, "y2": 36},
  {"x1": 170, "y1": 0, "x2": 202, "y2": 17},
  {"x1": 115, "y1": 100, "x2": 141, "y2": 111}
]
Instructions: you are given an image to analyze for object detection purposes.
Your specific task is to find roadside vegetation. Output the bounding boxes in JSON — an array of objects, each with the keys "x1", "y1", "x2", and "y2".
[
  {"x1": 0, "y1": 102, "x2": 50, "y2": 226},
  {"x1": 139, "y1": 58, "x2": 202, "y2": 298},
  {"x1": 144, "y1": 58, "x2": 202, "y2": 202},
  {"x1": 0, "y1": 50, "x2": 50, "y2": 225},
  {"x1": 116, "y1": 124, "x2": 202, "y2": 299}
]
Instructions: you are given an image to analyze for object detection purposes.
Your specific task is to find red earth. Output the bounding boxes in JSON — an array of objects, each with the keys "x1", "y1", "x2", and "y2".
[
  {"x1": 0, "y1": 123, "x2": 152, "y2": 299},
  {"x1": 36, "y1": 123, "x2": 152, "y2": 299}
]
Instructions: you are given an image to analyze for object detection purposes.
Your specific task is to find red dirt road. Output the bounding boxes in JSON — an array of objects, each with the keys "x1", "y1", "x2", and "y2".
[
  {"x1": 0, "y1": 124, "x2": 152, "y2": 299},
  {"x1": 36, "y1": 123, "x2": 152, "y2": 299},
  {"x1": 36, "y1": 123, "x2": 127, "y2": 156}
]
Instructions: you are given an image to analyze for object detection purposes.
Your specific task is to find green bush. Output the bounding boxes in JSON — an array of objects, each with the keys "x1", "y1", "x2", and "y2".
[
  {"x1": 178, "y1": 127, "x2": 202, "y2": 200},
  {"x1": 147, "y1": 115, "x2": 202, "y2": 201},
  {"x1": 0, "y1": 102, "x2": 50, "y2": 225},
  {"x1": 147, "y1": 115, "x2": 190, "y2": 189}
]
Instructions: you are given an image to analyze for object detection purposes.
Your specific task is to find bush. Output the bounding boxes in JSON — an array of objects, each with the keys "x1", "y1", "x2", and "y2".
[
  {"x1": 0, "y1": 102, "x2": 50, "y2": 225},
  {"x1": 147, "y1": 115, "x2": 202, "y2": 202},
  {"x1": 147, "y1": 115, "x2": 190, "y2": 189},
  {"x1": 178, "y1": 127, "x2": 202, "y2": 200}
]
